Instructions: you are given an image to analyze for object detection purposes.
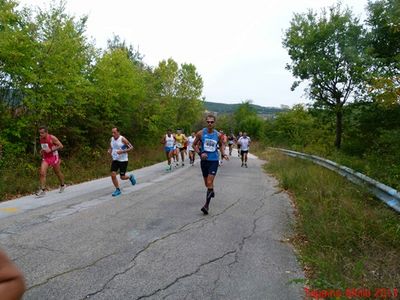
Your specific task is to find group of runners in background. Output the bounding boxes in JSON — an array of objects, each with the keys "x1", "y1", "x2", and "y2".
[{"x1": 161, "y1": 128, "x2": 251, "y2": 171}]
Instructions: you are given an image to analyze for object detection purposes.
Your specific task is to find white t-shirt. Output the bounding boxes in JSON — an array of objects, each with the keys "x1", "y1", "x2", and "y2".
[
  {"x1": 238, "y1": 136, "x2": 251, "y2": 151},
  {"x1": 187, "y1": 136, "x2": 195, "y2": 151}
]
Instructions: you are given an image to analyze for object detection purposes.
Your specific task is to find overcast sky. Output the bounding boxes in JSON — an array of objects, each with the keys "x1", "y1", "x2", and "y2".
[{"x1": 18, "y1": 0, "x2": 368, "y2": 108}]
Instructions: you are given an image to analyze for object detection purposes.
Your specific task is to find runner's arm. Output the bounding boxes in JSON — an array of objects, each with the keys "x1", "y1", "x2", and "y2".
[
  {"x1": 51, "y1": 135, "x2": 63, "y2": 152},
  {"x1": 160, "y1": 136, "x2": 166, "y2": 144},
  {"x1": 219, "y1": 134, "x2": 228, "y2": 160},
  {"x1": 192, "y1": 131, "x2": 202, "y2": 155},
  {"x1": 119, "y1": 137, "x2": 133, "y2": 154},
  {"x1": 0, "y1": 250, "x2": 26, "y2": 300}
]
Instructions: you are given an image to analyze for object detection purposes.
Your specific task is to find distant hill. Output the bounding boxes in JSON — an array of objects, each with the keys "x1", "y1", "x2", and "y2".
[{"x1": 204, "y1": 101, "x2": 287, "y2": 117}]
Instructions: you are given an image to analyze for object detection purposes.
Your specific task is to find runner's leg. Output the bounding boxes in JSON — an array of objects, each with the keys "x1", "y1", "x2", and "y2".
[
  {"x1": 111, "y1": 171, "x2": 119, "y2": 188},
  {"x1": 204, "y1": 175, "x2": 215, "y2": 209},
  {"x1": 119, "y1": 161, "x2": 129, "y2": 180},
  {"x1": 39, "y1": 161, "x2": 49, "y2": 190},
  {"x1": 180, "y1": 149, "x2": 185, "y2": 166},
  {"x1": 175, "y1": 149, "x2": 179, "y2": 166},
  {"x1": 52, "y1": 162, "x2": 65, "y2": 186}
]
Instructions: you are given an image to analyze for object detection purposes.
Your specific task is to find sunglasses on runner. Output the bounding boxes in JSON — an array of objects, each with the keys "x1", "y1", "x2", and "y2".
[{"x1": 207, "y1": 121, "x2": 214, "y2": 124}]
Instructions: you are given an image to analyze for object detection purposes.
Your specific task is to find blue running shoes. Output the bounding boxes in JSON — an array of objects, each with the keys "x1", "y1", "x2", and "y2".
[
  {"x1": 129, "y1": 174, "x2": 136, "y2": 185},
  {"x1": 112, "y1": 188, "x2": 121, "y2": 197}
]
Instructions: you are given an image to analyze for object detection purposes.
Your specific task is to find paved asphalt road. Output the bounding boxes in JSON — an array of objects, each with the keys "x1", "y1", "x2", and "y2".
[{"x1": 0, "y1": 150, "x2": 304, "y2": 299}]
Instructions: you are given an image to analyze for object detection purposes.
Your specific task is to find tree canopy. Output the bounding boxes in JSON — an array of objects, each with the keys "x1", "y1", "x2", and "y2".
[{"x1": 283, "y1": 4, "x2": 367, "y2": 148}]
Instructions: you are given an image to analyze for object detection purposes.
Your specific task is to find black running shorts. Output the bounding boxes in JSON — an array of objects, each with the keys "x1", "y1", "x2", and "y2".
[
  {"x1": 111, "y1": 160, "x2": 128, "y2": 176},
  {"x1": 200, "y1": 160, "x2": 219, "y2": 177}
]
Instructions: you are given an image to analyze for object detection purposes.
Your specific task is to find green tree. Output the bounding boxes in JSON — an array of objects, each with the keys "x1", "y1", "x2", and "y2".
[
  {"x1": 18, "y1": 2, "x2": 95, "y2": 153},
  {"x1": 175, "y1": 63, "x2": 204, "y2": 131},
  {"x1": 0, "y1": 0, "x2": 38, "y2": 156},
  {"x1": 239, "y1": 115, "x2": 264, "y2": 139},
  {"x1": 233, "y1": 100, "x2": 257, "y2": 127},
  {"x1": 366, "y1": 0, "x2": 400, "y2": 105},
  {"x1": 153, "y1": 59, "x2": 204, "y2": 133},
  {"x1": 89, "y1": 47, "x2": 145, "y2": 142},
  {"x1": 0, "y1": 0, "x2": 36, "y2": 92},
  {"x1": 233, "y1": 100, "x2": 264, "y2": 138},
  {"x1": 154, "y1": 58, "x2": 179, "y2": 99},
  {"x1": 283, "y1": 4, "x2": 367, "y2": 149},
  {"x1": 106, "y1": 34, "x2": 144, "y2": 68}
]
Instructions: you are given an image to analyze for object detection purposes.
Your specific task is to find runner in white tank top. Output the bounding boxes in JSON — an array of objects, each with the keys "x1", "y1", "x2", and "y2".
[
  {"x1": 160, "y1": 129, "x2": 176, "y2": 171},
  {"x1": 187, "y1": 132, "x2": 196, "y2": 166},
  {"x1": 108, "y1": 127, "x2": 136, "y2": 196}
]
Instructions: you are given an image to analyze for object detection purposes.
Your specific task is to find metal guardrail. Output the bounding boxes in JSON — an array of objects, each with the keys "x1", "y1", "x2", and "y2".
[{"x1": 271, "y1": 148, "x2": 400, "y2": 214}]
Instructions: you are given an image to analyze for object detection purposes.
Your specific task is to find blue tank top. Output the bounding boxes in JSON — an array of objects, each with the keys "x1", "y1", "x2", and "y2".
[{"x1": 202, "y1": 128, "x2": 219, "y2": 161}]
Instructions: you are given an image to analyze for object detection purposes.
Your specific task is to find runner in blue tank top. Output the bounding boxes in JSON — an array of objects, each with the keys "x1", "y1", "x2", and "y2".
[{"x1": 193, "y1": 114, "x2": 229, "y2": 214}]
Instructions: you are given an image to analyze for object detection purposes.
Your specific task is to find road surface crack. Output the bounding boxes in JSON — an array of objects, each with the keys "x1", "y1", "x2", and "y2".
[
  {"x1": 82, "y1": 216, "x2": 209, "y2": 299},
  {"x1": 227, "y1": 194, "x2": 267, "y2": 268},
  {"x1": 135, "y1": 250, "x2": 236, "y2": 300},
  {"x1": 228, "y1": 214, "x2": 262, "y2": 268},
  {"x1": 27, "y1": 251, "x2": 118, "y2": 291},
  {"x1": 82, "y1": 197, "x2": 245, "y2": 298}
]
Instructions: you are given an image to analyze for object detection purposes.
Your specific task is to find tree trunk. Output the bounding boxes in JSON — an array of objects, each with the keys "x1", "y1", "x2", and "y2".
[{"x1": 334, "y1": 109, "x2": 343, "y2": 149}]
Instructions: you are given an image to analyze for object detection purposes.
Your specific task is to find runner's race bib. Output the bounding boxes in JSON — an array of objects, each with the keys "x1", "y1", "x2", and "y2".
[
  {"x1": 176, "y1": 143, "x2": 182, "y2": 148},
  {"x1": 204, "y1": 139, "x2": 217, "y2": 152},
  {"x1": 112, "y1": 150, "x2": 119, "y2": 160}
]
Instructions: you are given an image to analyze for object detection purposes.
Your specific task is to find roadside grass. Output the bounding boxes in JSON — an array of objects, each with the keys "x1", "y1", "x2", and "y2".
[
  {"x1": 0, "y1": 145, "x2": 166, "y2": 201},
  {"x1": 288, "y1": 143, "x2": 400, "y2": 192},
  {"x1": 256, "y1": 148, "x2": 400, "y2": 294}
]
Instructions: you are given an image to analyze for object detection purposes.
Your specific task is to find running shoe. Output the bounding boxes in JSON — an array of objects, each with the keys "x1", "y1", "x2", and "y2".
[
  {"x1": 241, "y1": 163, "x2": 244, "y2": 167},
  {"x1": 201, "y1": 206, "x2": 209, "y2": 215},
  {"x1": 165, "y1": 165, "x2": 172, "y2": 171},
  {"x1": 245, "y1": 163, "x2": 248, "y2": 168},
  {"x1": 59, "y1": 185, "x2": 66, "y2": 193},
  {"x1": 112, "y1": 189, "x2": 121, "y2": 197},
  {"x1": 129, "y1": 174, "x2": 136, "y2": 185},
  {"x1": 35, "y1": 189, "x2": 46, "y2": 197}
]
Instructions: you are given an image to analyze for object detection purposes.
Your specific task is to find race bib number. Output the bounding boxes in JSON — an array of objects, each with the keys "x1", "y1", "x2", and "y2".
[
  {"x1": 41, "y1": 143, "x2": 49, "y2": 150},
  {"x1": 204, "y1": 139, "x2": 217, "y2": 152},
  {"x1": 111, "y1": 149, "x2": 119, "y2": 160},
  {"x1": 176, "y1": 143, "x2": 182, "y2": 148}
]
